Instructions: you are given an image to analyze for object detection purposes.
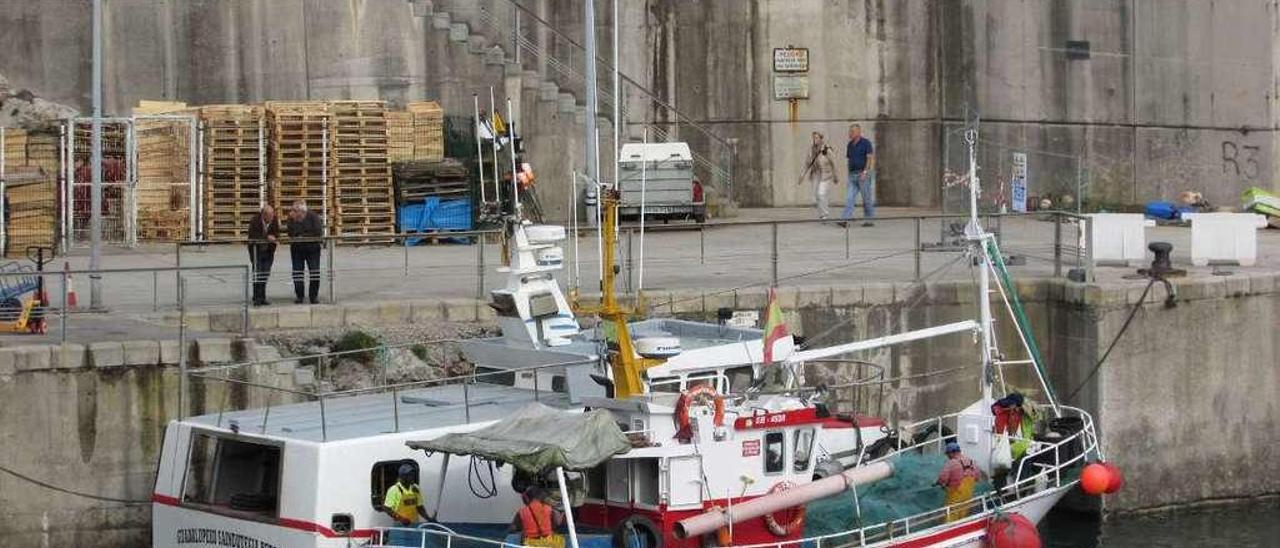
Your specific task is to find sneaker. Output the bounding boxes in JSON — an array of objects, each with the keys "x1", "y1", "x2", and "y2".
[
  {"x1": 837, "y1": 221, "x2": 848, "y2": 228},
  {"x1": 309, "y1": 297, "x2": 320, "y2": 305},
  {"x1": 862, "y1": 221, "x2": 875, "y2": 227},
  {"x1": 294, "y1": 297, "x2": 304, "y2": 305}
]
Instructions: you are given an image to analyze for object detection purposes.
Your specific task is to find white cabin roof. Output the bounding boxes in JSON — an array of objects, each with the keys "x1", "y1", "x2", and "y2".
[{"x1": 185, "y1": 382, "x2": 572, "y2": 444}]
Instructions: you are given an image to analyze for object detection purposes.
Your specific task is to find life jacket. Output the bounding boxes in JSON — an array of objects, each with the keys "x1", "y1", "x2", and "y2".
[
  {"x1": 992, "y1": 404, "x2": 1023, "y2": 435},
  {"x1": 518, "y1": 500, "x2": 554, "y2": 539}
]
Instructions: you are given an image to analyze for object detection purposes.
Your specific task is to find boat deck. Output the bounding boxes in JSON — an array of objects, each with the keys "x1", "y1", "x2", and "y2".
[{"x1": 187, "y1": 382, "x2": 573, "y2": 443}]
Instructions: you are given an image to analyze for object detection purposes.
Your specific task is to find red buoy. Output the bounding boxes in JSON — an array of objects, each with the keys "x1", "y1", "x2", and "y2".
[
  {"x1": 1080, "y1": 462, "x2": 1112, "y2": 496},
  {"x1": 1101, "y1": 462, "x2": 1125, "y2": 494},
  {"x1": 987, "y1": 513, "x2": 1041, "y2": 548}
]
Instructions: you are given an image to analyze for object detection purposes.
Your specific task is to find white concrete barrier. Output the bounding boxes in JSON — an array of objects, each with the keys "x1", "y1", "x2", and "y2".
[
  {"x1": 1184, "y1": 213, "x2": 1268, "y2": 266},
  {"x1": 1086, "y1": 213, "x2": 1156, "y2": 266}
]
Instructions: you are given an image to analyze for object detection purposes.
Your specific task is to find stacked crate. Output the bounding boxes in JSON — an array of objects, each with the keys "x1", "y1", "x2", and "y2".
[
  {"x1": 1, "y1": 128, "x2": 59, "y2": 255},
  {"x1": 135, "y1": 110, "x2": 194, "y2": 241},
  {"x1": 406, "y1": 101, "x2": 445, "y2": 160},
  {"x1": 266, "y1": 102, "x2": 330, "y2": 227},
  {"x1": 201, "y1": 105, "x2": 265, "y2": 240},
  {"x1": 328, "y1": 101, "x2": 394, "y2": 241}
]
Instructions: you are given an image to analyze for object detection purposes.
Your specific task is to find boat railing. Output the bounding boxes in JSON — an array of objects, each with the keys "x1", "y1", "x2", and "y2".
[{"x1": 366, "y1": 407, "x2": 1098, "y2": 548}]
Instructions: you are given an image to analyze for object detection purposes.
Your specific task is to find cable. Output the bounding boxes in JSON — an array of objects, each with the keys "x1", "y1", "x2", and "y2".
[
  {"x1": 467, "y1": 457, "x2": 499, "y2": 499},
  {"x1": 1064, "y1": 277, "x2": 1161, "y2": 402},
  {"x1": 0, "y1": 463, "x2": 151, "y2": 505}
]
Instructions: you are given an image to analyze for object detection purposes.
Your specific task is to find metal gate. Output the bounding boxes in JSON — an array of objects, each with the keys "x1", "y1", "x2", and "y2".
[
  {"x1": 134, "y1": 114, "x2": 200, "y2": 243},
  {"x1": 62, "y1": 118, "x2": 133, "y2": 248}
]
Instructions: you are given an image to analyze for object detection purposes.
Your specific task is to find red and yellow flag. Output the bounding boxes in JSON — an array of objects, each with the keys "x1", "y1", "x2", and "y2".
[{"x1": 762, "y1": 288, "x2": 788, "y2": 364}]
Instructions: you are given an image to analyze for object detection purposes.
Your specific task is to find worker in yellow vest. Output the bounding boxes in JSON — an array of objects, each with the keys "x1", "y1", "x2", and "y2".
[{"x1": 383, "y1": 464, "x2": 432, "y2": 526}]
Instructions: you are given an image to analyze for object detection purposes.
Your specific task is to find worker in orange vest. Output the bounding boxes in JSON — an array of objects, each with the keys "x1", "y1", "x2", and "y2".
[
  {"x1": 509, "y1": 486, "x2": 565, "y2": 548},
  {"x1": 936, "y1": 441, "x2": 983, "y2": 523}
]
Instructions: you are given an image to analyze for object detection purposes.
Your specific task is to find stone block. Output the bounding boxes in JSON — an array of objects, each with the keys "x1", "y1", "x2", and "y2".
[
  {"x1": 182, "y1": 311, "x2": 211, "y2": 332},
  {"x1": 830, "y1": 285, "x2": 864, "y2": 306},
  {"x1": 477, "y1": 301, "x2": 497, "y2": 322},
  {"x1": 703, "y1": 291, "x2": 737, "y2": 314},
  {"x1": 254, "y1": 345, "x2": 282, "y2": 362},
  {"x1": 248, "y1": 308, "x2": 279, "y2": 330},
  {"x1": 122, "y1": 340, "x2": 159, "y2": 366},
  {"x1": 862, "y1": 283, "x2": 896, "y2": 305},
  {"x1": 51, "y1": 343, "x2": 85, "y2": 369},
  {"x1": 11, "y1": 345, "x2": 51, "y2": 371},
  {"x1": 1014, "y1": 279, "x2": 1047, "y2": 303},
  {"x1": 274, "y1": 359, "x2": 298, "y2": 375},
  {"x1": 671, "y1": 290, "x2": 704, "y2": 314},
  {"x1": 796, "y1": 286, "x2": 831, "y2": 308},
  {"x1": 293, "y1": 367, "x2": 316, "y2": 386},
  {"x1": 343, "y1": 302, "x2": 381, "y2": 326},
  {"x1": 209, "y1": 310, "x2": 246, "y2": 332},
  {"x1": 88, "y1": 342, "x2": 125, "y2": 368},
  {"x1": 377, "y1": 301, "x2": 409, "y2": 324},
  {"x1": 410, "y1": 300, "x2": 446, "y2": 322},
  {"x1": 195, "y1": 338, "x2": 234, "y2": 364},
  {"x1": 0, "y1": 349, "x2": 14, "y2": 376},
  {"x1": 1223, "y1": 275, "x2": 1250, "y2": 298},
  {"x1": 734, "y1": 288, "x2": 769, "y2": 310},
  {"x1": 448, "y1": 22, "x2": 469, "y2": 42},
  {"x1": 1063, "y1": 282, "x2": 1086, "y2": 304},
  {"x1": 276, "y1": 306, "x2": 312, "y2": 329},
  {"x1": 309, "y1": 305, "x2": 345, "y2": 328},
  {"x1": 1248, "y1": 272, "x2": 1277, "y2": 295},
  {"x1": 159, "y1": 340, "x2": 182, "y2": 365},
  {"x1": 444, "y1": 299, "x2": 478, "y2": 322}
]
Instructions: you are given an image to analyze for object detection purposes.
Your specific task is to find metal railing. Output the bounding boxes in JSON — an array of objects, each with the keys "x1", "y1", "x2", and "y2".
[{"x1": 0, "y1": 263, "x2": 250, "y2": 342}]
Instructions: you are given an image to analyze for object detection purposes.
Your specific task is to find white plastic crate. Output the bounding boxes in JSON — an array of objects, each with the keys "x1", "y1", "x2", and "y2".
[
  {"x1": 1085, "y1": 213, "x2": 1155, "y2": 266},
  {"x1": 1183, "y1": 213, "x2": 1268, "y2": 266}
]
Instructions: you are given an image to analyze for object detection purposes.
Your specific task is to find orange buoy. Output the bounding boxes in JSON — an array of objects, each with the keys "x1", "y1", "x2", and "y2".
[
  {"x1": 1081, "y1": 462, "x2": 1113, "y2": 495},
  {"x1": 987, "y1": 513, "x2": 1041, "y2": 548},
  {"x1": 1101, "y1": 462, "x2": 1125, "y2": 494}
]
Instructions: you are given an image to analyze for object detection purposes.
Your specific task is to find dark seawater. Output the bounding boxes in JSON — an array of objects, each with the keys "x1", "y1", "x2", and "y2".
[{"x1": 1040, "y1": 498, "x2": 1280, "y2": 547}]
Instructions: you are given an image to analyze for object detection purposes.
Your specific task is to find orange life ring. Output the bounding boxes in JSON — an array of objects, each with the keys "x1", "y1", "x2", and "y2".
[
  {"x1": 673, "y1": 384, "x2": 720, "y2": 432},
  {"x1": 762, "y1": 481, "x2": 806, "y2": 537}
]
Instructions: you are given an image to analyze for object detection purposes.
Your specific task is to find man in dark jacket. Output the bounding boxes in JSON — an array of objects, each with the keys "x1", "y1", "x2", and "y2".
[
  {"x1": 247, "y1": 205, "x2": 280, "y2": 306},
  {"x1": 286, "y1": 201, "x2": 324, "y2": 304}
]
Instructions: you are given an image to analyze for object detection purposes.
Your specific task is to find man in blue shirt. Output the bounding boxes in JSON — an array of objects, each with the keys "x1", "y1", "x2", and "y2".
[{"x1": 841, "y1": 124, "x2": 876, "y2": 226}]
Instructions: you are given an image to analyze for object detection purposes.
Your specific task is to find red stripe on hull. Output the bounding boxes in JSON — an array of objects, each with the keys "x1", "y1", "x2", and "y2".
[
  {"x1": 889, "y1": 517, "x2": 988, "y2": 548},
  {"x1": 152, "y1": 493, "x2": 375, "y2": 539}
]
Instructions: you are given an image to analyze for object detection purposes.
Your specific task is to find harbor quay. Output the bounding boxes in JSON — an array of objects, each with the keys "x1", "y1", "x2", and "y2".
[{"x1": 0, "y1": 209, "x2": 1275, "y2": 546}]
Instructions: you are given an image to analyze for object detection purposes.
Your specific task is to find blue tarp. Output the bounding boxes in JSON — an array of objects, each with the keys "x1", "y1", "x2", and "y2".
[{"x1": 399, "y1": 198, "x2": 473, "y2": 245}]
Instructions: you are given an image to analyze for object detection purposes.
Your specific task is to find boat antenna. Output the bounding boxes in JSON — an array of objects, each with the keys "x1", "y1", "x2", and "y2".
[
  {"x1": 489, "y1": 87, "x2": 501, "y2": 212},
  {"x1": 964, "y1": 124, "x2": 995, "y2": 404},
  {"x1": 473, "y1": 94, "x2": 487, "y2": 206}
]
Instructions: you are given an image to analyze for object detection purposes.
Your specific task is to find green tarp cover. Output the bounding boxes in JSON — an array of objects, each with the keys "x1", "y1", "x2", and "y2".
[{"x1": 406, "y1": 404, "x2": 631, "y2": 473}]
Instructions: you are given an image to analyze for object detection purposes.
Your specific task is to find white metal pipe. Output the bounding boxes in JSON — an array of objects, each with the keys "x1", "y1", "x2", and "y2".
[
  {"x1": 89, "y1": 0, "x2": 103, "y2": 309},
  {"x1": 637, "y1": 128, "x2": 646, "y2": 293},
  {"x1": 571, "y1": 170, "x2": 580, "y2": 290},
  {"x1": 674, "y1": 462, "x2": 893, "y2": 539},
  {"x1": 612, "y1": 0, "x2": 620, "y2": 189},
  {"x1": 583, "y1": 0, "x2": 599, "y2": 195},
  {"x1": 432, "y1": 453, "x2": 451, "y2": 519},
  {"x1": 555, "y1": 467, "x2": 580, "y2": 548},
  {"x1": 787, "y1": 320, "x2": 978, "y2": 364},
  {"x1": 965, "y1": 129, "x2": 995, "y2": 404},
  {"x1": 474, "y1": 94, "x2": 487, "y2": 204}
]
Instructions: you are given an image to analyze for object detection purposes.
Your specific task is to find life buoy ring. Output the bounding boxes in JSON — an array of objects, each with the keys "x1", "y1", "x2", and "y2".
[
  {"x1": 762, "y1": 481, "x2": 806, "y2": 537},
  {"x1": 673, "y1": 385, "x2": 722, "y2": 433}
]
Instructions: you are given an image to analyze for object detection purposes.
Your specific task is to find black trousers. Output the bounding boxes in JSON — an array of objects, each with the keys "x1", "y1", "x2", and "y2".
[
  {"x1": 248, "y1": 245, "x2": 275, "y2": 303},
  {"x1": 290, "y1": 244, "x2": 322, "y2": 302}
]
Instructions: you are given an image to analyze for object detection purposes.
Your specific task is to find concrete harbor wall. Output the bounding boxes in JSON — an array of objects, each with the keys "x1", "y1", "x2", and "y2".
[
  {"x1": 1, "y1": 275, "x2": 1277, "y2": 546},
  {"x1": 3, "y1": 1, "x2": 1278, "y2": 212}
]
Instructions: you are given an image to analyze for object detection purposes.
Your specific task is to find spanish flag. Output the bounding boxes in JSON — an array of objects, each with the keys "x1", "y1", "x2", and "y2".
[{"x1": 761, "y1": 287, "x2": 788, "y2": 364}]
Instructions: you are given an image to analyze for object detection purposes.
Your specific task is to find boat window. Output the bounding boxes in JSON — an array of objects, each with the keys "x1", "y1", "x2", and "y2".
[
  {"x1": 633, "y1": 459, "x2": 660, "y2": 506},
  {"x1": 182, "y1": 432, "x2": 281, "y2": 518},
  {"x1": 370, "y1": 460, "x2": 419, "y2": 510},
  {"x1": 725, "y1": 366, "x2": 754, "y2": 393},
  {"x1": 793, "y1": 429, "x2": 815, "y2": 472},
  {"x1": 764, "y1": 432, "x2": 785, "y2": 474},
  {"x1": 585, "y1": 465, "x2": 607, "y2": 501},
  {"x1": 650, "y1": 377, "x2": 681, "y2": 393},
  {"x1": 606, "y1": 459, "x2": 630, "y2": 503},
  {"x1": 686, "y1": 373, "x2": 717, "y2": 391}
]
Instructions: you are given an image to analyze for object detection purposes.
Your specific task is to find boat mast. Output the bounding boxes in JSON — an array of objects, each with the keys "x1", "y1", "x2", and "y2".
[{"x1": 965, "y1": 127, "x2": 995, "y2": 404}]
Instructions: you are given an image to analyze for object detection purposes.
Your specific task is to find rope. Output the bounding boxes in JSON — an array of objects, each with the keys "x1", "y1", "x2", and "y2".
[
  {"x1": 986, "y1": 239, "x2": 1058, "y2": 405},
  {"x1": 1064, "y1": 277, "x2": 1159, "y2": 402},
  {"x1": 0, "y1": 463, "x2": 151, "y2": 505}
]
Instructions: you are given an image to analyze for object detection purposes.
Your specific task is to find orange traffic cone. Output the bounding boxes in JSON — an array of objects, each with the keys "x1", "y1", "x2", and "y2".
[{"x1": 64, "y1": 262, "x2": 78, "y2": 309}]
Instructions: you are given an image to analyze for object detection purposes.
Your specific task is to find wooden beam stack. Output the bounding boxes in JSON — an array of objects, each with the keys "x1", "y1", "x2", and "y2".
[
  {"x1": 200, "y1": 105, "x2": 265, "y2": 240},
  {"x1": 328, "y1": 101, "x2": 394, "y2": 241},
  {"x1": 266, "y1": 101, "x2": 329, "y2": 228},
  {"x1": 386, "y1": 111, "x2": 414, "y2": 163}
]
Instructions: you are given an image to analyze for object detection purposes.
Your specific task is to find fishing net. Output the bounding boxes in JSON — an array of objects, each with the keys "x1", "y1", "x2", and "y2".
[{"x1": 804, "y1": 452, "x2": 993, "y2": 536}]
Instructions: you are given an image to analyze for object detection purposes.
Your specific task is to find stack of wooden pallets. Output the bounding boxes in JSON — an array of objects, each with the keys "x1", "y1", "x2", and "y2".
[
  {"x1": 201, "y1": 105, "x2": 265, "y2": 240},
  {"x1": 266, "y1": 101, "x2": 329, "y2": 229},
  {"x1": 328, "y1": 101, "x2": 394, "y2": 242},
  {"x1": 406, "y1": 101, "x2": 445, "y2": 161},
  {"x1": 134, "y1": 104, "x2": 195, "y2": 241},
  {"x1": 392, "y1": 158, "x2": 470, "y2": 203},
  {"x1": 386, "y1": 111, "x2": 414, "y2": 163},
  {"x1": 1, "y1": 129, "x2": 59, "y2": 255}
]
